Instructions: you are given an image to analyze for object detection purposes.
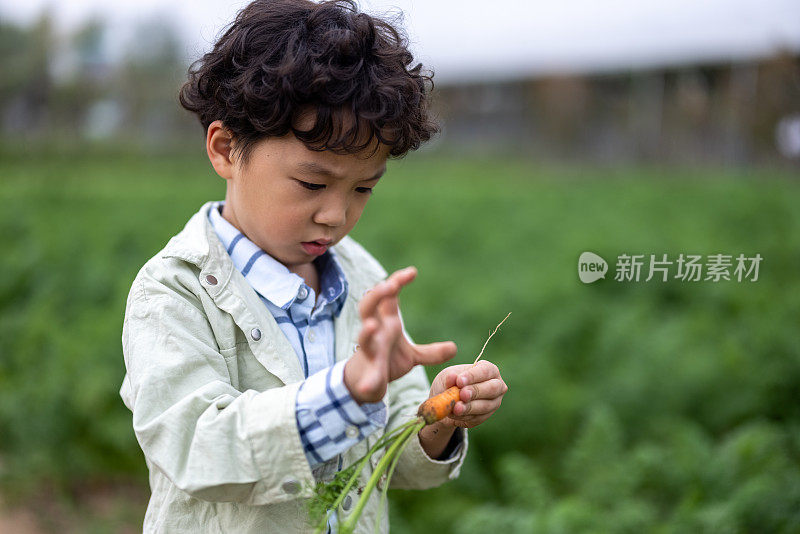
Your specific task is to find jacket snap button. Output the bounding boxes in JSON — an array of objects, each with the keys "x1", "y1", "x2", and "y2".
[
  {"x1": 342, "y1": 494, "x2": 352, "y2": 511},
  {"x1": 205, "y1": 275, "x2": 218, "y2": 286},
  {"x1": 281, "y1": 479, "x2": 300, "y2": 494},
  {"x1": 345, "y1": 425, "x2": 359, "y2": 439},
  {"x1": 250, "y1": 328, "x2": 262, "y2": 341}
]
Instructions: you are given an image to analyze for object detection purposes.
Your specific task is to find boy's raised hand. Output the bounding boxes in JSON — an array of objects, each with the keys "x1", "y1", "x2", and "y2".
[{"x1": 344, "y1": 266, "x2": 458, "y2": 404}]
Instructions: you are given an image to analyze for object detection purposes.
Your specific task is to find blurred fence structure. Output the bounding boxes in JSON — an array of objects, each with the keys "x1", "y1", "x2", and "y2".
[
  {"x1": 1, "y1": 12, "x2": 798, "y2": 165},
  {"x1": 435, "y1": 54, "x2": 800, "y2": 166}
]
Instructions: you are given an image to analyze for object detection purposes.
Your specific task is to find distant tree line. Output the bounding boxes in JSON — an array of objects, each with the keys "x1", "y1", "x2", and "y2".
[{"x1": 0, "y1": 12, "x2": 199, "y2": 151}]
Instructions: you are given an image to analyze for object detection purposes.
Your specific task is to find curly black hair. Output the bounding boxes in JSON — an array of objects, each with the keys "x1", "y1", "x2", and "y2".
[{"x1": 179, "y1": 0, "x2": 438, "y2": 165}]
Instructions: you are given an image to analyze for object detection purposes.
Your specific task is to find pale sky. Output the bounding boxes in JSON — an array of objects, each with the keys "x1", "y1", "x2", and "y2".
[{"x1": 1, "y1": 0, "x2": 798, "y2": 82}]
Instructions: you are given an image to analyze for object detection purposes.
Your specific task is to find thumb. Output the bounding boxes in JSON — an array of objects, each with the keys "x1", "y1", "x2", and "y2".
[{"x1": 408, "y1": 341, "x2": 458, "y2": 366}]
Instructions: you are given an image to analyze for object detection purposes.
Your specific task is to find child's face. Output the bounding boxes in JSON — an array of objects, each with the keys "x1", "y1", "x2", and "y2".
[{"x1": 209, "y1": 120, "x2": 389, "y2": 279}]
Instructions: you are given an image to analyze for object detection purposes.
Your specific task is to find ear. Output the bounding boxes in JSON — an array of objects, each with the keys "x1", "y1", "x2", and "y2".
[{"x1": 206, "y1": 120, "x2": 236, "y2": 180}]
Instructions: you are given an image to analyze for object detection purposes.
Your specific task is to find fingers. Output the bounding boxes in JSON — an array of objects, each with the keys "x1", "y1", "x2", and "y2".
[
  {"x1": 358, "y1": 266, "x2": 416, "y2": 321},
  {"x1": 358, "y1": 267, "x2": 416, "y2": 359},
  {"x1": 439, "y1": 364, "x2": 473, "y2": 389},
  {"x1": 427, "y1": 364, "x2": 470, "y2": 397},
  {"x1": 357, "y1": 317, "x2": 380, "y2": 357},
  {"x1": 387, "y1": 265, "x2": 417, "y2": 288},
  {"x1": 375, "y1": 292, "x2": 402, "y2": 357},
  {"x1": 358, "y1": 317, "x2": 379, "y2": 344},
  {"x1": 452, "y1": 399, "x2": 499, "y2": 417},
  {"x1": 459, "y1": 378, "x2": 507, "y2": 402},
  {"x1": 448, "y1": 394, "x2": 505, "y2": 428},
  {"x1": 456, "y1": 360, "x2": 501, "y2": 388},
  {"x1": 353, "y1": 267, "x2": 418, "y2": 393},
  {"x1": 358, "y1": 279, "x2": 397, "y2": 320},
  {"x1": 354, "y1": 317, "x2": 380, "y2": 385},
  {"x1": 446, "y1": 410, "x2": 491, "y2": 428},
  {"x1": 377, "y1": 293, "x2": 400, "y2": 326}
]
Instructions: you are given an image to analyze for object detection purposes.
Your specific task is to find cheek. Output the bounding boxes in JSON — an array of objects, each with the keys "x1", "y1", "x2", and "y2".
[
  {"x1": 344, "y1": 209, "x2": 362, "y2": 230},
  {"x1": 276, "y1": 205, "x2": 308, "y2": 228},
  {"x1": 248, "y1": 197, "x2": 304, "y2": 240},
  {"x1": 349, "y1": 197, "x2": 370, "y2": 221},
  {"x1": 260, "y1": 185, "x2": 304, "y2": 221}
]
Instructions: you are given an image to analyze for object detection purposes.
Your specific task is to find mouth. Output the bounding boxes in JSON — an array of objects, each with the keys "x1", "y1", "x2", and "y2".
[{"x1": 301, "y1": 239, "x2": 332, "y2": 256}]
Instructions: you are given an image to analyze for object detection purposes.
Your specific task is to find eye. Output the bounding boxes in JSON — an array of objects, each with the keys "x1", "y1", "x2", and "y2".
[
  {"x1": 355, "y1": 187, "x2": 374, "y2": 194},
  {"x1": 298, "y1": 180, "x2": 325, "y2": 191}
]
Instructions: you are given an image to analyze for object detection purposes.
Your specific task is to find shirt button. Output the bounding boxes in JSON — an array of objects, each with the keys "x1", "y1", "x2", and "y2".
[
  {"x1": 342, "y1": 494, "x2": 353, "y2": 511},
  {"x1": 297, "y1": 286, "x2": 309, "y2": 300},
  {"x1": 205, "y1": 275, "x2": 218, "y2": 286},
  {"x1": 307, "y1": 329, "x2": 316, "y2": 342},
  {"x1": 345, "y1": 425, "x2": 359, "y2": 439},
  {"x1": 281, "y1": 479, "x2": 300, "y2": 494},
  {"x1": 250, "y1": 328, "x2": 262, "y2": 341}
]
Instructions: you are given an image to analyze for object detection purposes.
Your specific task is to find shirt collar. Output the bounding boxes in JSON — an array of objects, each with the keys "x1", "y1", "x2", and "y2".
[{"x1": 207, "y1": 201, "x2": 348, "y2": 314}]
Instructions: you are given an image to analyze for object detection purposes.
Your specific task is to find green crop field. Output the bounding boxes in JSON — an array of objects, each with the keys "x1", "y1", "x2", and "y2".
[{"x1": 1, "y1": 147, "x2": 799, "y2": 532}]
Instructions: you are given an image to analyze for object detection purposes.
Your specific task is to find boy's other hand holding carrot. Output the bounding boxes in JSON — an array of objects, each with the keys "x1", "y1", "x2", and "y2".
[
  {"x1": 416, "y1": 361, "x2": 508, "y2": 458},
  {"x1": 427, "y1": 361, "x2": 508, "y2": 429},
  {"x1": 343, "y1": 266, "x2": 508, "y2": 459}
]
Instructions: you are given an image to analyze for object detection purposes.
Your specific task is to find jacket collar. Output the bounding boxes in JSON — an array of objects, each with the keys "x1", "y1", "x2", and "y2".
[{"x1": 159, "y1": 201, "x2": 224, "y2": 267}]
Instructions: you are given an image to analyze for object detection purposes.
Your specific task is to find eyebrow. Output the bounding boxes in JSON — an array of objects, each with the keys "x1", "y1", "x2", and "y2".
[{"x1": 295, "y1": 161, "x2": 385, "y2": 182}]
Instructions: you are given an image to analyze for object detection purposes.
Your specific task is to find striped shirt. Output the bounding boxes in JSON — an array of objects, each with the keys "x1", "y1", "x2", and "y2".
[{"x1": 207, "y1": 201, "x2": 386, "y2": 471}]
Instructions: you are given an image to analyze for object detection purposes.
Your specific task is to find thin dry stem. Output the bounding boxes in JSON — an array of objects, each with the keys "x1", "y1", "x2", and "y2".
[{"x1": 472, "y1": 312, "x2": 511, "y2": 365}]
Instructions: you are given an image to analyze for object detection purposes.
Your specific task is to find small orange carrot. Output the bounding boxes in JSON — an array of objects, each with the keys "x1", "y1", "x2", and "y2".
[
  {"x1": 417, "y1": 386, "x2": 461, "y2": 424},
  {"x1": 415, "y1": 312, "x2": 511, "y2": 426}
]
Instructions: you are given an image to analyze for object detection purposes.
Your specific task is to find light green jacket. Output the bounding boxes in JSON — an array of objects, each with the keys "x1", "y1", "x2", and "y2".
[{"x1": 120, "y1": 201, "x2": 467, "y2": 533}]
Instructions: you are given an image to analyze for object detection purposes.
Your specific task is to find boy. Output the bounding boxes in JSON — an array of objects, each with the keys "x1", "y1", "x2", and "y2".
[{"x1": 120, "y1": 1, "x2": 508, "y2": 532}]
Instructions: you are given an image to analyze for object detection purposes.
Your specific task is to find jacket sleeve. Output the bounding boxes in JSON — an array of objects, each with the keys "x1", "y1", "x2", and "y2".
[
  {"x1": 383, "y1": 333, "x2": 468, "y2": 490},
  {"x1": 120, "y1": 276, "x2": 314, "y2": 505}
]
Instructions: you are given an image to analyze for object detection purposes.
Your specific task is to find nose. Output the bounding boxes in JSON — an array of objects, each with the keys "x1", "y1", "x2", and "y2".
[{"x1": 313, "y1": 196, "x2": 348, "y2": 227}]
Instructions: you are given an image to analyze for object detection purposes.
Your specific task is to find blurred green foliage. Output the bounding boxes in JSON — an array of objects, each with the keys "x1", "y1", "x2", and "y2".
[{"x1": 0, "y1": 147, "x2": 798, "y2": 532}]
